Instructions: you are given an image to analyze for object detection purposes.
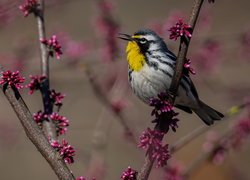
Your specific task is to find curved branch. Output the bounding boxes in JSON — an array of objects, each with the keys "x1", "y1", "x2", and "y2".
[{"x1": 1, "y1": 85, "x2": 74, "y2": 180}]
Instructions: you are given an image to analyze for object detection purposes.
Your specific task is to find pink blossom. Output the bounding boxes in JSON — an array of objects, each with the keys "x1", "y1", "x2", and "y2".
[
  {"x1": 49, "y1": 89, "x2": 65, "y2": 108},
  {"x1": 0, "y1": 70, "x2": 25, "y2": 89},
  {"x1": 150, "y1": 93, "x2": 179, "y2": 132},
  {"x1": 33, "y1": 110, "x2": 48, "y2": 128},
  {"x1": 184, "y1": 58, "x2": 196, "y2": 75},
  {"x1": 40, "y1": 35, "x2": 63, "y2": 59},
  {"x1": 26, "y1": 75, "x2": 46, "y2": 94},
  {"x1": 169, "y1": 19, "x2": 192, "y2": 41},
  {"x1": 121, "y1": 166, "x2": 137, "y2": 180},
  {"x1": 50, "y1": 112, "x2": 69, "y2": 135},
  {"x1": 51, "y1": 139, "x2": 75, "y2": 164},
  {"x1": 19, "y1": 0, "x2": 39, "y2": 17},
  {"x1": 138, "y1": 128, "x2": 170, "y2": 167},
  {"x1": 138, "y1": 128, "x2": 164, "y2": 150}
]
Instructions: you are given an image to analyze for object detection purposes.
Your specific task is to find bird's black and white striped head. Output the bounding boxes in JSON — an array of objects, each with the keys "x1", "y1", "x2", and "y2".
[
  {"x1": 131, "y1": 29, "x2": 168, "y2": 54},
  {"x1": 118, "y1": 29, "x2": 173, "y2": 71}
]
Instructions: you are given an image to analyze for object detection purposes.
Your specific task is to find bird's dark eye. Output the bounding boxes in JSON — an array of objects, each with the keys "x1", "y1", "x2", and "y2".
[{"x1": 139, "y1": 38, "x2": 147, "y2": 44}]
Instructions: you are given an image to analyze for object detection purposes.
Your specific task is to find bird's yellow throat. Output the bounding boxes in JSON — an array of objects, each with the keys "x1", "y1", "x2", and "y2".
[{"x1": 126, "y1": 41, "x2": 145, "y2": 71}]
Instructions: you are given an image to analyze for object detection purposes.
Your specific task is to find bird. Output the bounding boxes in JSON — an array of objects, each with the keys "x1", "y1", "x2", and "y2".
[{"x1": 118, "y1": 29, "x2": 224, "y2": 125}]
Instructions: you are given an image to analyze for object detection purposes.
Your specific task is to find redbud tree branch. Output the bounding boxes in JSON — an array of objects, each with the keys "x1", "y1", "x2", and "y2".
[
  {"x1": 85, "y1": 67, "x2": 137, "y2": 144},
  {"x1": 170, "y1": 124, "x2": 207, "y2": 153},
  {"x1": 169, "y1": 0, "x2": 204, "y2": 98},
  {"x1": 36, "y1": 0, "x2": 57, "y2": 140},
  {"x1": 170, "y1": 102, "x2": 249, "y2": 154},
  {"x1": 182, "y1": 130, "x2": 233, "y2": 178},
  {"x1": 0, "y1": 78, "x2": 74, "y2": 180},
  {"x1": 137, "y1": 0, "x2": 204, "y2": 180}
]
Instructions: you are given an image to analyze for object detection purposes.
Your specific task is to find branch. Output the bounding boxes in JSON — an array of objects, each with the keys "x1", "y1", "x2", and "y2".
[
  {"x1": 85, "y1": 67, "x2": 137, "y2": 144},
  {"x1": 170, "y1": 125, "x2": 207, "y2": 153},
  {"x1": 36, "y1": 0, "x2": 57, "y2": 140},
  {"x1": 182, "y1": 130, "x2": 233, "y2": 178},
  {"x1": 170, "y1": 102, "x2": 249, "y2": 154},
  {"x1": 137, "y1": 0, "x2": 204, "y2": 179},
  {"x1": 169, "y1": 0, "x2": 204, "y2": 98},
  {"x1": 0, "y1": 85, "x2": 74, "y2": 180}
]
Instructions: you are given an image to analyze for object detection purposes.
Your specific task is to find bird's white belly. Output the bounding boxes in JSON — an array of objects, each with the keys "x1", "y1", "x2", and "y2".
[{"x1": 129, "y1": 65, "x2": 172, "y2": 103}]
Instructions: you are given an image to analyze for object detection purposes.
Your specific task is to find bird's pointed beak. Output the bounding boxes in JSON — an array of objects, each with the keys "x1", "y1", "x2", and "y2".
[{"x1": 117, "y1": 33, "x2": 133, "y2": 41}]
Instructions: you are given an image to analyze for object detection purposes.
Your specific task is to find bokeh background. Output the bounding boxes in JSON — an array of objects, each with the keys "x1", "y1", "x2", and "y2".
[{"x1": 0, "y1": 0, "x2": 250, "y2": 179}]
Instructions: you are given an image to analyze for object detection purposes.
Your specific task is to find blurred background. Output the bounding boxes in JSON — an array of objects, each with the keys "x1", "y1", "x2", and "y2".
[{"x1": 0, "y1": 0, "x2": 250, "y2": 179}]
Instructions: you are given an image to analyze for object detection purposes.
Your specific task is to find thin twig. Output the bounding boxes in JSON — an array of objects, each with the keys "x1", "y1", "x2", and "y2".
[
  {"x1": 170, "y1": 125, "x2": 207, "y2": 153},
  {"x1": 36, "y1": 0, "x2": 57, "y2": 140},
  {"x1": 169, "y1": 0, "x2": 204, "y2": 98},
  {"x1": 86, "y1": 109, "x2": 109, "y2": 180},
  {"x1": 137, "y1": 0, "x2": 205, "y2": 179},
  {"x1": 85, "y1": 67, "x2": 137, "y2": 144},
  {"x1": 0, "y1": 83, "x2": 74, "y2": 180},
  {"x1": 182, "y1": 130, "x2": 233, "y2": 178},
  {"x1": 170, "y1": 102, "x2": 250, "y2": 154}
]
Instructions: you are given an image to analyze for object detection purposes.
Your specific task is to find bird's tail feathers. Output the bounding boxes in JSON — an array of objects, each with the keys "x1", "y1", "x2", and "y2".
[{"x1": 193, "y1": 100, "x2": 224, "y2": 125}]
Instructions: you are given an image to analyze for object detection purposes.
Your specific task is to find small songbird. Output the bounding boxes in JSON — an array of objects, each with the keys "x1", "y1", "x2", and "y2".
[{"x1": 118, "y1": 29, "x2": 223, "y2": 125}]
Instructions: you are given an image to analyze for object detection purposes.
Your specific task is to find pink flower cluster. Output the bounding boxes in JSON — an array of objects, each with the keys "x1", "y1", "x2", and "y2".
[
  {"x1": 184, "y1": 58, "x2": 196, "y2": 75},
  {"x1": 33, "y1": 110, "x2": 49, "y2": 127},
  {"x1": 169, "y1": 19, "x2": 192, "y2": 41},
  {"x1": 50, "y1": 139, "x2": 75, "y2": 164},
  {"x1": 121, "y1": 166, "x2": 137, "y2": 180},
  {"x1": 50, "y1": 112, "x2": 69, "y2": 135},
  {"x1": 19, "y1": 0, "x2": 39, "y2": 17},
  {"x1": 0, "y1": 70, "x2": 25, "y2": 89},
  {"x1": 138, "y1": 128, "x2": 170, "y2": 167},
  {"x1": 40, "y1": 35, "x2": 63, "y2": 59},
  {"x1": 49, "y1": 89, "x2": 65, "y2": 108},
  {"x1": 26, "y1": 75, "x2": 46, "y2": 94},
  {"x1": 33, "y1": 111, "x2": 69, "y2": 135},
  {"x1": 150, "y1": 93, "x2": 179, "y2": 132}
]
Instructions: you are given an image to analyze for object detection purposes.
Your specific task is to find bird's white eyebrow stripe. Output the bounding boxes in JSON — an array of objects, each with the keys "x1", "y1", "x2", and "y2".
[{"x1": 142, "y1": 34, "x2": 157, "y2": 41}]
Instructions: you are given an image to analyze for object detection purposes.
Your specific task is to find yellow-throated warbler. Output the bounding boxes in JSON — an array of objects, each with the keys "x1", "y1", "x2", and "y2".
[{"x1": 119, "y1": 29, "x2": 223, "y2": 125}]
